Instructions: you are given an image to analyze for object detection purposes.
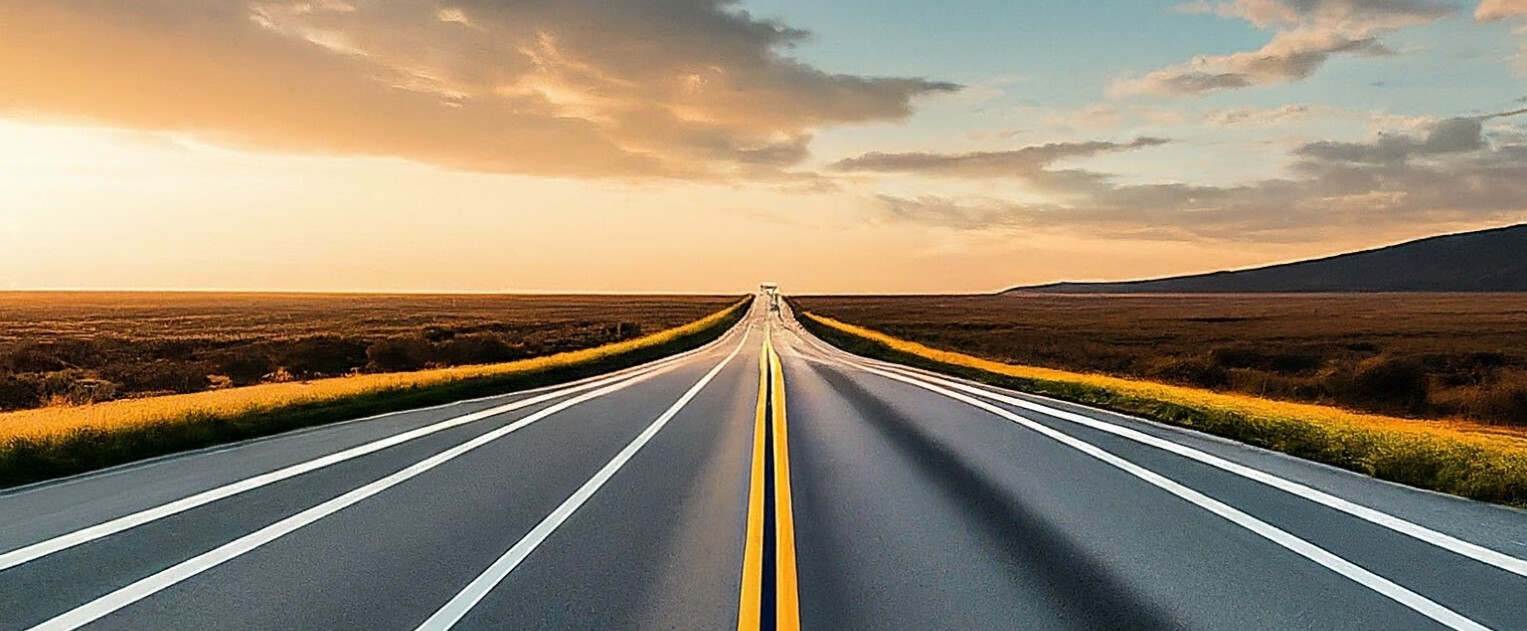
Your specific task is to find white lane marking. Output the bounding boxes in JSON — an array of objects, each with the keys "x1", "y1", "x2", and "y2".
[
  {"x1": 845, "y1": 361, "x2": 1493, "y2": 631},
  {"x1": 22, "y1": 331, "x2": 737, "y2": 631},
  {"x1": 0, "y1": 328, "x2": 736, "y2": 573},
  {"x1": 865, "y1": 361, "x2": 1527, "y2": 580},
  {"x1": 781, "y1": 318, "x2": 1527, "y2": 580},
  {"x1": 412, "y1": 330, "x2": 749, "y2": 631}
]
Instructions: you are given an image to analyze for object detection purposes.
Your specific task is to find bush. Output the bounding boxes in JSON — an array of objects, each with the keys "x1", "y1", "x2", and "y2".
[
  {"x1": 1145, "y1": 355, "x2": 1229, "y2": 389},
  {"x1": 104, "y1": 361, "x2": 211, "y2": 395},
  {"x1": 0, "y1": 344, "x2": 68, "y2": 373},
  {"x1": 1351, "y1": 356, "x2": 1429, "y2": 414},
  {"x1": 0, "y1": 375, "x2": 43, "y2": 410},
  {"x1": 366, "y1": 338, "x2": 431, "y2": 372},
  {"x1": 217, "y1": 354, "x2": 275, "y2": 387},
  {"x1": 437, "y1": 334, "x2": 516, "y2": 366},
  {"x1": 1470, "y1": 378, "x2": 1527, "y2": 424},
  {"x1": 278, "y1": 336, "x2": 369, "y2": 377}
]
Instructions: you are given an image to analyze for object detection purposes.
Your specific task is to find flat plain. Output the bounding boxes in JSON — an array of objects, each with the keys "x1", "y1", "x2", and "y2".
[
  {"x1": 0, "y1": 292, "x2": 737, "y2": 412},
  {"x1": 794, "y1": 293, "x2": 1527, "y2": 425}
]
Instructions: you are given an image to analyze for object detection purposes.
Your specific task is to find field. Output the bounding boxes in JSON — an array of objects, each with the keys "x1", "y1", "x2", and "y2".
[
  {"x1": 793, "y1": 294, "x2": 1527, "y2": 426},
  {"x1": 0, "y1": 292, "x2": 737, "y2": 412},
  {"x1": 0, "y1": 294, "x2": 748, "y2": 485}
]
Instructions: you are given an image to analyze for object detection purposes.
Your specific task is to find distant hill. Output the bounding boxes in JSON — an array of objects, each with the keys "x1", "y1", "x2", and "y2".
[{"x1": 1007, "y1": 224, "x2": 1527, "y2": 293}]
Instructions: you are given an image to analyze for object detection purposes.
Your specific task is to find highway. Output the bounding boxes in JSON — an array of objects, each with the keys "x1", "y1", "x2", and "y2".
[{"x1": 2, "y1": 298, "x2": 1525, "y2": 630}]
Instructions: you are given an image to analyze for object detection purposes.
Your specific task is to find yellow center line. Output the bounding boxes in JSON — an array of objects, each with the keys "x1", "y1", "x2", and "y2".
[
  {"x1": 737, "y1": 328, "x2": 770, "y2": 631},
  {"x1": 769, "y1": 334, "x2": 802, "y2": 629}
]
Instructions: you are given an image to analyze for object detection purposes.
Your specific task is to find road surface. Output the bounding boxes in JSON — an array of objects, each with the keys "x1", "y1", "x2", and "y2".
[{"x1": 1, "y1": 299, "x2": 1524, "y2": 630}]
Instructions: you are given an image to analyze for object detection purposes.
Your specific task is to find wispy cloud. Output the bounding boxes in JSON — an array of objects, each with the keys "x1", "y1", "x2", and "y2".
[
  {"x1": 1112, "y1": 0, "x2": 1455, "y2": 96},
  {"x1": 0, "y1": 0, "x2": 957, "y2": 179},
  {"x1": 865, "y1": 112, "x2": 1527, "y2": 241},
  {"x1": 830, "y1": 138, "x2": 1170, "y2": 179}
]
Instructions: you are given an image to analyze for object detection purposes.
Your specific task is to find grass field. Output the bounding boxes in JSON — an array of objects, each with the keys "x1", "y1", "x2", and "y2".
[
  {"x1": 0, "y1": 295, "x2": 747, "y2": 486},
  {"x1": 793, "y1": 294, "x2": 1527, "y2": 426},
  {"x1": 791, "y1": 299, "x2": 1527, "y2": 506},
  {"x1": 0, "y1": 292, "x2": 737, "y2": 411}
]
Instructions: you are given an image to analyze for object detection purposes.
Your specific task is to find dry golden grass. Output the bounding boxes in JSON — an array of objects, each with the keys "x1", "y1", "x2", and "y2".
[
  {"x1": 794, "y1": 294, "x2": 1527, "y2": 425},
  {"x1": 0, "y1": 292, "x2": 738, "y2": 409},
  {"x1": 0, "y1": 301, "x2": 745, "y2": 442},
  {"x1": 809, "y1": 314, "x2": 1527, "y2": 451}
]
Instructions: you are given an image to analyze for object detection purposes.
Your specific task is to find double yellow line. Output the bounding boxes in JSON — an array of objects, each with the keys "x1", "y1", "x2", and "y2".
[{"x1": 738, "y1": 328, "x2": 801, "y2": 630}]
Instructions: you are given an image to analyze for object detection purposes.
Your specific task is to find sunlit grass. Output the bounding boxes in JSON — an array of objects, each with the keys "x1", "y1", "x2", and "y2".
[
  {"x1": 0, "y1": 299, "x2": 749, "y2": 486},
  {"x1": 11, "y1": 307, "x2": 712, "y2": 440},
  {"x1": 801, "y1": 311, "x2": 1527, "y2": 506},
  {"x1": 0, "y1": 300, "x2": 746, "y2": 442}
]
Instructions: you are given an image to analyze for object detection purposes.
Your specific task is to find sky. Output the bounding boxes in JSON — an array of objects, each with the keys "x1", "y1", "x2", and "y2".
[{"x1": 2, "y1": 0, "x2": 1525, "y2": 294}]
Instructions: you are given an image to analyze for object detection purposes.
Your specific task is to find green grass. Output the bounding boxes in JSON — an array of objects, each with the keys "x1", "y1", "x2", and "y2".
[
  {"x1": 0, "y1": 299, "x2": 748, "y2": 487},
  {"x1": 795, "y1": 306, "x2": 1527, "y2": 507}
]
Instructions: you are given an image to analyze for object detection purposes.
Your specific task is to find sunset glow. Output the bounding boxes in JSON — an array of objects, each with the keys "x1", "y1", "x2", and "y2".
[{"x1": 3, "y1": 1, "x2": 1525, "y2": 292}]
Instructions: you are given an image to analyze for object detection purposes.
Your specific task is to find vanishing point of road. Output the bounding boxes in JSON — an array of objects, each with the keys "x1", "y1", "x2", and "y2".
[{"x1": 2, "y1": 299, "x2": 1525, "y2": 630}]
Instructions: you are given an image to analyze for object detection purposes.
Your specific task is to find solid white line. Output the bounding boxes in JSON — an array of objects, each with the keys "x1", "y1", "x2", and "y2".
[
  {"x1": 846, "y1": 361, "x2": 1492, "y2": 631},
  {"x1": 412, "y1": 330, "x2": 749, "y2": 631},
  {"x1": 23, "y1": 341, "x2": 716, "y2": 631},
  {"x1": 0, "y1": 327, "x2": 734, "y2": 573},
  {"x1": 865, "y1": 360, "x2": 1527, "y2": 580},
  {"x1": 782, "y1": 313, "x2": 1527, "y2": 580}
]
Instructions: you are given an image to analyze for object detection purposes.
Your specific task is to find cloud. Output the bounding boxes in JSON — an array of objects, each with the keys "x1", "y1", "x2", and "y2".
[
  {"x1": 1478, "y1": 0, "x2": 1527, "y2": 20},
  {"x1": 830, "y1": 137, "x2": 1170, "y2": 179},
  {"x1": 867, "y1": 113, "x2": 1527, "y2": 241},
  {"x1": 1295, "y1": 116, "x2": 1487, "y2": 163},
  {"x1": 1477, "y1": 0, "x2": 1527, "y2": 72},
  {"x1": 1205, "y1": 104, "x2": 1320, "y2": 125},
  {"x1": 0, "y1": 0, "x2": 957, "y2": 179},
  {"x1": 1113, "y1": 0, "x2": 1454, "y2": 96}
]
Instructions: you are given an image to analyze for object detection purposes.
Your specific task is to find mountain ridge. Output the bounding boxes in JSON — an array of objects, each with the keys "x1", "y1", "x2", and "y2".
[{"x1": 1006, "y1": 224, "x2": 1527, "y2": 293}]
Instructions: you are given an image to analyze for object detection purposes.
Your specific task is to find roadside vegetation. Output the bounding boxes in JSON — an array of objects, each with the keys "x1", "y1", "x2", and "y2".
[
  {"x1": 794, "y1": 294, "x2": 1527, "y2": 426},
  {"x1": 0, "y1": 293, "x2": 738, "y2": 412},
  {"x1": 0, "y1": 297, "x2": 749, "y2": 487},
  {"x1": 794, "y1": 305, "x2": 1527, "y2": 507}
]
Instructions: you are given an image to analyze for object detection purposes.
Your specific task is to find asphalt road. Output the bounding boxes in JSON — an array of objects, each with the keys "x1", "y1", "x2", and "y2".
[{"x1": 2, "y1": 299, "x2": 1525, "y2": 630}]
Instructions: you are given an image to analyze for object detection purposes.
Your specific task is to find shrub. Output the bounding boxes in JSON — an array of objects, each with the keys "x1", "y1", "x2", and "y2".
[
  {"x1": 0, "y1": 344, "x2": 68, "y2": 373},
  {"x1": 366, "y1": 337, "x2": 431, "y2": 372},
  {"x1": 436, "y1": 334, "x2": 516, "y2": 366},
  {"x1": 1350, "y1": 356, "x2": 1429, "y2": 414},
  {"x1": 1145, "y1": 355, "x2": 1229, "y2": 389},
  {"x1": 104, "y1": 361, "x2": 211, "y2": 395},
  {"x1": 217, "y1": 355, "x2": 275, "y2": 387},
  {"x1": 278, "y1": 336, "x2": 369, "y2": 377},
  {"x1": 1470, "y1": 376, "x2": 1527, "y2": 425},
  {"x1": 0, "y1": 375, "x2": 43, "y2": 411}
]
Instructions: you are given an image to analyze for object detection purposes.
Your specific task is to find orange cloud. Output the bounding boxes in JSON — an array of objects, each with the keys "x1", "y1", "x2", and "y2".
[
  {"x1": 1114, "y1": 0, "x2": 1454, "y2": 96},
  {"x1": 0, "y1": 1, "x2": 956, "y2": 179}
]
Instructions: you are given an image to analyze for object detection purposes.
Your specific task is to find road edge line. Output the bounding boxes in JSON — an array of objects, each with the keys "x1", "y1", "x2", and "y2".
[
  {"x1": 0, "y1": 318, "x2": 747, "y2": 573},
  {"x1": 848, "y1": 361, "x2": 1494, "y2": 631},
  {"x1": 412, "y1": 328, "x2": 752, "y2": 631}
]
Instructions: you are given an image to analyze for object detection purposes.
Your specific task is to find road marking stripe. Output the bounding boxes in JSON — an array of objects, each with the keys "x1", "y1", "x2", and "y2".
[
  {"x1": 24, "y1": 350, "x2": 706, "y2": 631},
  {"x1": 850, "y1": 361, "x2": 1494, "y2": 631},
  {"x1": 0, "y1": 330, "x2": 734, "y2": 573},
  {"x1": 736, "y1": 333, "x2": 770, "y2": 631},
  {"x1": 784, "y1": 315, "x2": 1527, "y2": 581},
  {"x1": 870, "y1": 362, "x2": 1527, "y2": 580},
  {"x1": 768, "y1": 335, "x2": 802, "y2": 630},
  {"x1": 412, "y1": 331, "x2": 750, "y2": 631}
]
